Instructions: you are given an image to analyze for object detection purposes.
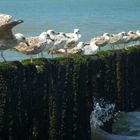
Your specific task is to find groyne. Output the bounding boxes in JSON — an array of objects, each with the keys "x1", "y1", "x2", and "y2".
[{"x1": 0, "y1": 46, "x2": 140, "y2": 140}]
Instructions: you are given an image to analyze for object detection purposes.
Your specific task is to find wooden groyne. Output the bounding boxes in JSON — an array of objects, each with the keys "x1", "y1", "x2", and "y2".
[{"x1": 0, "y1": 46, "x2": 140, "y2": 140}]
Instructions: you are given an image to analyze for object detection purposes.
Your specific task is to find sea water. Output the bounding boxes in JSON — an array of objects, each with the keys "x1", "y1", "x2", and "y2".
[{"x1": 1, "y1": 0, "x2": 140, "y2": 60}]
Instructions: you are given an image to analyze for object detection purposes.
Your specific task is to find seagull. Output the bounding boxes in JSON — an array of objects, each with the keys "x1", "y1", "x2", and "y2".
[
  {"x1": 107, "y1": 33, "x2": 125, "y2": 49},
  {"x1": 43, "y1": 33, "x2": 55, "y2": 52},
  {"x1": 136, "y1": 30, "x2": 140, "y2": 43},
  {"x1": 12, "y1": 32, "x2": 52, "y2": 62},
  {"x1": 64, "y1": 29, "x2": 82, "y2": 56},
  {"x1": 0, "y1": 13, "x2": 27, "y2": 61},
  {"x1": 49, "y1": 32, "x2": 68, "y2": 51},
  {"x1": 136, "y1": 30, "x2": 140, "y2": 37},
  {"x1": 49, "y1": 41, "x2": 85, "y2": 55},
  {"x1": 81, "y1": 41, "x2": 99, "y2": 55},
  {"x1": 46, "y1": 29, "x2": 59, "y2": 40},
  {"x1": 127, "y1": 31, "x2": 139, "y2": 45},
  {"x1": 66, "y1": 28, "x2": 82, "y2": 39},
  {"x1": 90, "y1": 33, "x2": 110, "y2": 50},
  {"x1": 44, "y1": 29, "x2": 60, "y2": 57},
  {"x1": 46, "y1": 32, "x2": 68, "y2": 58},
  {"x1": 118, "y1": 32, "x2": 132, "y2": 49}
]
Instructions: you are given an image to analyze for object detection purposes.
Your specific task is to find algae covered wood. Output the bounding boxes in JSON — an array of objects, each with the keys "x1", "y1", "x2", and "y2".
[{"x1": 0, "y1": 46, "x2": 140, "y2": 140}]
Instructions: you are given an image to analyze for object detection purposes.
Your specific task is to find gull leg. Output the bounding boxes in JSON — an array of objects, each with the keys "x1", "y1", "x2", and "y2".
[
  {"x1": 123, "y1": 43, "x2": 125, "y2": 48},
  {"x1": 52, "y1": 51, "x2": 53, "y2": 58},
  {"x1": 64, "y1": 48, "x2": 68, "y2": 57},
  {"x1": 48, "y1": 50, "x2": 53, "y2": 58},
  {"x1": 112, "y1": 45, "x2": 115, "y2": 50},
  {"x1": 1, "y1": 51, "x2": 6, "y2": 62},
  {"x1": 124, "y1": 44, "x2": 128, "y2": 50},
  {"x1": 30, "y1": 55, "x2": 33, "y2": 63},
  {"x1": 36, "y1": 54, "x2": 39, "y2": 58},
  {"x1": 124, "y1": 43, "x2": 128, "y2": 50},
  {"x1": 41, "y1": 51, "x2": 43, "y2": 57},
  {"x1": 110, "y1": 45, "x2": 113, "y2": 50}
]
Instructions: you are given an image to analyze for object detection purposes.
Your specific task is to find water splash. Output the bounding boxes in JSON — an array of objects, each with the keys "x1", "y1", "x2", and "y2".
[
  {"x1": 90, "y1": 98, "x2": 116, "y2": 128},
  {"x1": 90, "y1": 98, "x2": 140, "y2": 140}
]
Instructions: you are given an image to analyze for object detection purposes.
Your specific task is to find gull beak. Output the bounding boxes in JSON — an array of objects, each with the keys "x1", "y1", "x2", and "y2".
[
  {"x1": 47, "y1": 34, "x2": 55, "y2": 41},
  {"x1": 63, "y1": 33, "x2": 68, "y2": 37},
  {"x1": 64, "y1": 34, "x2": 71, "y2": 39},
  {"x1": 22, "y1": 37, "x2": 29, "y2": 46},
  {"x1": 25, "y1": 40, "x2": 29, "y2": 46},
  {"x1": 25, "y1": 42, "x2": 29, "y2": 46}
]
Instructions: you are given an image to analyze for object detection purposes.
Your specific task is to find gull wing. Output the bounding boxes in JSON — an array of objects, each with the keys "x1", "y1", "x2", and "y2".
[
  {"x1": 109, "y1": 35, "x2": 122, "y2": 44},
  {"x1": 0, "y1": 13, "x2": 12, "y2": 26},
  {"x1": 0, "y1": 20, "x2": 24, "y2": 40},
  {"x1": 91, "y1": 36, "x2": 107, "y2": 46}
]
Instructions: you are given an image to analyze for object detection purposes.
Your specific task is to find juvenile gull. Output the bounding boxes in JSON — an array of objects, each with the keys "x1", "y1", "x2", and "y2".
[
  {"x1": 44, "y1": 29, "x2": 59, "y2": 56},
  {"x1": 48, "y1": 32, "x2": 71, "y2": 57},
  {"x1": 12, "y1": 32, "x2": 52, "y2": 62},
  {"x1": 90, "y1": 33, "x2": 110, "y2": 50},
  {"x1": 127, "y1": 31, "x2": 139, "y2": 45},
  {"x1": 49, "y1": 32, "x2": 68, "y2": 50},
  {"x1": 0, "y1": 13, "x2": 27, "y2": 61},
  {"x1": 49, "y1": 41, "x2": 84, "y2": 55},
  {"x1": 81, "y1": 41, "x2": 99, "y2": 55},
  {"x1": 108, "y1": 33, "x2": 123, "y2": 49},
  {"x1": 46, "y1": 29, "x2": 59, "y2": 40},
  {"x1": 118, "y1": 32, "x2": 132, "y2": 49},
  {"x1": 64, "y1": 29, "x2": 82, "y2": 56}
]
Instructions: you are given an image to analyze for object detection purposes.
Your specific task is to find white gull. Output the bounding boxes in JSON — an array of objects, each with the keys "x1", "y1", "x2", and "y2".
[
  {"x1": 64, "y1": 29, "x2": 82, "y2": 56},
  {"x1": 81, "y1": 41, "x2": 99, "y2": 55}
]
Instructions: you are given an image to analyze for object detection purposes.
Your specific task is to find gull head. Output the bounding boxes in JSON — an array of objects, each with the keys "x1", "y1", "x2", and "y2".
[
  {"x1": 46, "y1": 33, "x2": 55, "y2": 41},
  {"x1": 128, "y1": 31, "x2": 135, "y2": 35},
  {"x1": 76, "y1": 42, "x2": 85, "y2": 49},
  {"x1": 136, "y1": 30, "x2": 140, "y2": 36},
  {"x1": 47, "y1": 30, "x2": 59, "y2": 35},
  {"x1": 15, "y1": 33, "x2": 28, "y2": 45},
  {"x1": 38, "y1": 32, "x2": 51, "y2": 41},
  {"x1": 46, "y1": 30, "x2": 59, "y2": 40},
  {"x1": 58, "y1": 32, "x2": 66, "y2": 36},
  {"x1": 118, "y1": 32, "x2": 127, "y2": 36},
  {"x1": 103, "y1": 33, "x2": 110, "y2": 37},
  {"x1": 74, "y1": 29, "x2": 80, "y2": 34},
  {"x1": 74, "y1": 29, "x2": 81, "y2": 38},
  {"x1": 103, "y1": 33, "x2": 110, "y2": 41},
  {"x1": 74, "y1": 28, "x2": 81, "y2": 35},
  {"x1": 90, "y1": 41, "x2": 97, "y2": 46}
]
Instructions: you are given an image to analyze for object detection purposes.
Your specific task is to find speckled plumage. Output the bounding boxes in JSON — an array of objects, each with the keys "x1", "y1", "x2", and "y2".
[
  {"x1": 12, "y1": 32, "x2": 50, "y2": 62},
  {"x1": 0, "y1": 13, "x2": 25, "y2": 61}
]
